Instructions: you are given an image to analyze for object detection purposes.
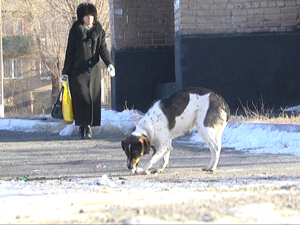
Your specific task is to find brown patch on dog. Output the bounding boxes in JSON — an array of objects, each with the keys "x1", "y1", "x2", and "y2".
[
  {"x1": 139, "y1": 136, "x2": 150, "y2": 155},
  {"x1": 132, "y1": 157, "x2": 141, "y2": 167}
]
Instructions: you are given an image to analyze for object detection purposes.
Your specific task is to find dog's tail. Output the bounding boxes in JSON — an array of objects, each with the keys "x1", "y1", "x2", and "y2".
[{"x1": 224, "y1": 101, "x2": 230, "y2": 122}]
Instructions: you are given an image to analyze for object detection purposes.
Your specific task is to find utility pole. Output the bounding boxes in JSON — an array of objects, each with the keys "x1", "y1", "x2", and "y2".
[{"x1": 0, "y1": 0, "x2": 4, "y2": 118}]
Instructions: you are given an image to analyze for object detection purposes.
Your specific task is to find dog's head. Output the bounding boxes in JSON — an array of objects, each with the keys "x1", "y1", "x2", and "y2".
[{"x1": 121, "y1": 135, "x2": 150, "y2": 173}]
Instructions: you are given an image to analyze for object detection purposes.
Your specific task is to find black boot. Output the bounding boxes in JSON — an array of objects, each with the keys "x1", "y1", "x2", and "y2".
[
  {"x1": 84, "y1": 125, "x2": 92, "y2": 139},
  {"x1": 78, "y1": 126, "x2": 84, "y2": 139}
]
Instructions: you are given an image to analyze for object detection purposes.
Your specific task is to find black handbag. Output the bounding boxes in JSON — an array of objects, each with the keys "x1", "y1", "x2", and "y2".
[{"x1": 51, "y1": 86, "x2": 64, "y2": 119}]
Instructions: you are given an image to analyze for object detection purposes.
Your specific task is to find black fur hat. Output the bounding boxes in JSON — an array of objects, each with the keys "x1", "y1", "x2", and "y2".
[{"x1": 77, "y1": 2, "x2": 97, "y2": 22}]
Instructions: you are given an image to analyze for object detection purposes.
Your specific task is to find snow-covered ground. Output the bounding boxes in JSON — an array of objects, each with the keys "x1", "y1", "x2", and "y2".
[{"x1": 1, "y1": 108, "x2": 300, "y2": 156}]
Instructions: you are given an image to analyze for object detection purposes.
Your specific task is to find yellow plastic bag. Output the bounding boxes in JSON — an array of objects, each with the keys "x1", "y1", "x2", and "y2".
[{"x1": 61, "y1": 79, "x2": 74, "y2": 124}]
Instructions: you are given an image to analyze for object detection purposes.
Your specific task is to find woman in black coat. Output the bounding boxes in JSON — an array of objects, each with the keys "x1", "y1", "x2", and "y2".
[{"x1": 62, "y1": 2, "x2": 115, "y2": 139}]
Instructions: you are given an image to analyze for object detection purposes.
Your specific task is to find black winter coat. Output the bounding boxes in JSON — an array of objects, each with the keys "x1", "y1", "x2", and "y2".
[{"x1": 62, "y1": 20, "x2": 113, "y2": 126}]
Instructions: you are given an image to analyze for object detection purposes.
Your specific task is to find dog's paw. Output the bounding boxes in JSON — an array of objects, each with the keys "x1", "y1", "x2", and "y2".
[
  {"x1": 144, "y1": 170, "x2": 151, "y2": 175},
  {"x1": 153, "y1": 168, "x2": 164, "y2": 174},
  {"x1": 135, "y1": 169, "x2": 152, "y2": 175},
  {"x1": 202, "y1": 167, "x2": 215, "y2": 173},
  {"x1": 133, "y1": 167, "x2": 147, "y2": 175},
  {"x1": 135, "y1": 167, "x2": 144, "y2": 174}
]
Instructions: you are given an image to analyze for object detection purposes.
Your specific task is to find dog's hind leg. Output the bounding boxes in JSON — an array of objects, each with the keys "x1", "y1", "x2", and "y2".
[{"x1": 197, "y1": 124, "x2": 225, "y2": 172}]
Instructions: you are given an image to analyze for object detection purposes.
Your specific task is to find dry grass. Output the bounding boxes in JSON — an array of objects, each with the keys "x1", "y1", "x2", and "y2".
[
  {"x1": 231, "y1": 98, "x2": 300, "y2": 124},
  {"x1": 124, "y1": 101, "x2": 144, "y2": 120}
]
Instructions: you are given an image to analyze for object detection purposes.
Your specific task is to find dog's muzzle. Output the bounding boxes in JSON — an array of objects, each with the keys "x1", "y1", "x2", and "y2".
[
  {"x1": 128, "y1": 157, "x2": 140, "y2": 168},
  {"x1": 127, "y1": 158, "x2": 132, "y2": 169},
  {"x1": 128, "y1": 161, "x2": 137, "y2": 174}
]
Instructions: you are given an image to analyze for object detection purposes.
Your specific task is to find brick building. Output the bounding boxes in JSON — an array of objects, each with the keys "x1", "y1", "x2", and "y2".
[
  {"x1": 110, "y1": 0, "x2": 300, "y2": 112},
  {"x1": 109, "y1": 0, "x2": 175, "y2": 112}
]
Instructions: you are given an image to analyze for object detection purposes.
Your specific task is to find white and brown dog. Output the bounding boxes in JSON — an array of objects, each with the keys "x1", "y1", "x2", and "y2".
[{"x1": 121, "y1": 87, "x2": 230, "y2": 175}]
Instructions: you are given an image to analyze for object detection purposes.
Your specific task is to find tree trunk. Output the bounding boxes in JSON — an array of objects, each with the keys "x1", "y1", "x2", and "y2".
[{"x1": 51, "y1": 75, "x2": 60, "y2": 105}]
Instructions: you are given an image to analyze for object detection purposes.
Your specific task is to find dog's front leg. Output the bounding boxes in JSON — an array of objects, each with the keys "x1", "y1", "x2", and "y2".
[
  {"x1": 144, "y1": 147, "x2": 168, "y2": 174},
  {"x1": 154, "y1": 150, "x2": 171, "y2": 174}
]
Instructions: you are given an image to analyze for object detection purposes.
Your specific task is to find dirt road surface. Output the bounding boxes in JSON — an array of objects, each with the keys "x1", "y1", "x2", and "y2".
[{"x1": 0, "y1": 130, "x2": 300, "y2": 224}]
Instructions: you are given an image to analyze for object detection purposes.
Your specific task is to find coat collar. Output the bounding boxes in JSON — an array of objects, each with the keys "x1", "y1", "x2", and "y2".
[{"x1": 73, "y1": 20, "x2": 102, "y2": 40}]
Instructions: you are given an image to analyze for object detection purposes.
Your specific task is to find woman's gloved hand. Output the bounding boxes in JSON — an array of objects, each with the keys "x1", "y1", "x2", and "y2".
[
  {"x1": 108, "y1": 64, "x2": 115, "y2": 77},
  {"x1": 60, "y1": 74, "x2": 68, "y2": 84}
]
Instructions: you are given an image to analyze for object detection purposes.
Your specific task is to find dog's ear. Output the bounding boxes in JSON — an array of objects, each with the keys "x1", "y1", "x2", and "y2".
[
  {"x1": 121, "y1": 140, "x2": 125, "y2": 151},
  {"x1": 139, "y1": 136, "x2": 150, "y2": 155},
  {"x1": 121, "y1": 137, "x2": 129, "y2": 151}
]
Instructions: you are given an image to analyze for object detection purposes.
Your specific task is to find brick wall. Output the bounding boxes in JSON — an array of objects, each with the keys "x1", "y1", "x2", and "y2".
[
  {"x1": 110, "y1": 0, "x2": 174, "y2": 50},
  {"x1": 175, "y1": 0, "x2": 300, "y2": 35}
]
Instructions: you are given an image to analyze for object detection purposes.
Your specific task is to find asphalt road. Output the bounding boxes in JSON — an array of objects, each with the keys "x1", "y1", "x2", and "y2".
[
  {"x1": 1, "y1": 130, "x2": 300, "y2": 224},
  {"x1": 0, "y1": 129, "x2": 299, "y2": 182}
]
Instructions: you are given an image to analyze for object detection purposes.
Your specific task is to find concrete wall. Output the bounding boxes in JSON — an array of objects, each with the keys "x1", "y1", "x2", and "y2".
[
  {"x1": 179, "y1": 32, "x2": 300, "y2": 110},
  {"x1": 175, "y1": 0, "x2": 300, "y2": 111}
]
